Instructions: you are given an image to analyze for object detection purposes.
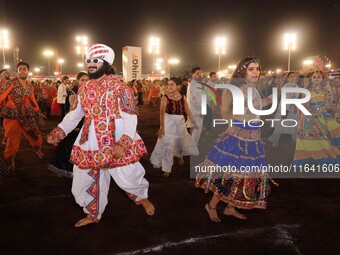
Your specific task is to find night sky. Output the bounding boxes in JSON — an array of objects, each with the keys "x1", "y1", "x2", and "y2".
[{"x1": 1, "y1": 0, "x2": 339, "y2": 75}]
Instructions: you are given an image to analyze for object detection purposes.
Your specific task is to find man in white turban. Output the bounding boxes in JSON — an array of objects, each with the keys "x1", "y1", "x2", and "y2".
[{"x1": 48, "y1": 44, "x2": 155, "y2": 227}]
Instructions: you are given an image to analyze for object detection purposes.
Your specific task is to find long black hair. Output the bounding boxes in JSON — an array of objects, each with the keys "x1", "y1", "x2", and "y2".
[
  {"x1": 169, "y1": 77, "x2": 182, "y2": 86},
  {"x1": 221, "y1": 56, "x2": 261, "y2": 119},
  {"x1": 76, "y1": 71, "x2": 88, "y2": 80},
  {"x1": 230, "y1": 56, "x2": 261, "y2": 87},
  {"x1": 103, "y1": 61, "x2": 116, "y2": 75}
]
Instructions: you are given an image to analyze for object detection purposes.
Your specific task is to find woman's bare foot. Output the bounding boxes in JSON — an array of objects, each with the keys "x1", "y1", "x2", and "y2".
[
  {"x1": 223, "y1": 206, "x2": 247, "y2": 220},
  {"x1": 74, "y1": 216, "x2": 98, "y2": 227},
  {"x1": 162, "y1": 172, "x2": 170, "y2": 177},
  {"x1": 205, "y1": 203, "x2": 221, "y2": 222},
  {"x1": 142, "y1": 199, "x2": 155, "y2": 216},
  {"x1": 178, "y1": 158, "x2": 185, "y2": 165}
]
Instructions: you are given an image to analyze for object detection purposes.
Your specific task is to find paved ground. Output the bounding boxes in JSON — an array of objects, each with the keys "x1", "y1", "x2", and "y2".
[{"x1": 0, "y1": 104, "x2": 339, "y2": 255}]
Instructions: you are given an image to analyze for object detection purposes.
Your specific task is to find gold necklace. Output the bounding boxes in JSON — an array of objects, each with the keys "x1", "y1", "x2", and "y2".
[{"x1": 170, "y1": 93, "x2": 180, "y2": 98}]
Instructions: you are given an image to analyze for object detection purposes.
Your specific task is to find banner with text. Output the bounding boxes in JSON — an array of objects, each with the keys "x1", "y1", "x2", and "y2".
[{"x1": 122, "y1": 46, "x2": 142, "y2": 82}]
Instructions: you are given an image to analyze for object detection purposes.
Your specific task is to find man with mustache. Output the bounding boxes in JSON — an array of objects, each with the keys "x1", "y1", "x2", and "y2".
[
  {"x1": 0, "y1": 62, "x2": 45, "y2": 172},
  {"x1": 47, "y1": 44, "x2": 155, "y2": 227}
]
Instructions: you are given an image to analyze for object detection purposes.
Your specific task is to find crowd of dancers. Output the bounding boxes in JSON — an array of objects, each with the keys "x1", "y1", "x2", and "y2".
[{"x1": 0, "y1": 43, "x2": 339, "y2": 226}]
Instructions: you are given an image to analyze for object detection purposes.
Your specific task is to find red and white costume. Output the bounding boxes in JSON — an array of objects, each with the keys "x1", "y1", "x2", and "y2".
[{"x1": 49, "y1": 74, "x2": 149, "y2": 221}]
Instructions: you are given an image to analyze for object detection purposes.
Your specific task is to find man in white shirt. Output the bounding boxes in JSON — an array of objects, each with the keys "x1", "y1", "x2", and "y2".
[
  {"x1": 187, "y1": 67, "x2": 203, "y2": 144},
  {"x1": 202, "y1": 71, "x2": 218, "y2": 135},
  {"x1": 57, "y1": 76, "x2": 69, "y2": 120}
]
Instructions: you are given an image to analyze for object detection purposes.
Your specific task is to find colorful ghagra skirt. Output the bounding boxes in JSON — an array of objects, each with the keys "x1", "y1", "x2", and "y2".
[
  {"x1": 293, "y1": 111, "x2": 340, "y2": 166},
  {"x1": 195, "y1": 121, "x2": 278, "y2": 209}
]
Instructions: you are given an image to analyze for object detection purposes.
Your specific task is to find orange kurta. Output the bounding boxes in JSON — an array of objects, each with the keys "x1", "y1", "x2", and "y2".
[
  {"x1": 0, "y1": 77, "x2": 45, "y2": 159},
  {"x1": 148, "y1": 84, "x2": 160, "y2": 107}
]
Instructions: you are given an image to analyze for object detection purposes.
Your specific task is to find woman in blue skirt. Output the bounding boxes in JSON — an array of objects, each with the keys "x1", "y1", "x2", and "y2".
[{"x1": 195, "y1": 57, "x2": 278, "y2": 222}]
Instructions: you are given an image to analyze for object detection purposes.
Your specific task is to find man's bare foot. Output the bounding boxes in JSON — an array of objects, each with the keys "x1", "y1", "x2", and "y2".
[
  {"x1": 162, "y1": 172, "x2": 170, "y2": 177},
  {"x1": 74, "y1": 216, "x2": 98, "y2": 227},
  {"x1": 205, "y1": 203, "x2": 221, "y2": 222},
  {"x1": 141, "y1": 199, "x2": 155, "y2": 216},
  {"x1": 223, "y1": 206, "x2": 247, "y2": 220},
  {"x1": 178, "y1": 158, "x2": 184, "y2": 165}
]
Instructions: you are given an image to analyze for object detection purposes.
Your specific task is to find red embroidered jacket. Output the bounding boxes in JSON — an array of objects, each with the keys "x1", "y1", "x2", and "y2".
[
  {"x1": 49, "y1": 75, "x2": 147, "y2": 169},
  {"x1": 0, "y1": 77, "x2": 45, "y2": 130}
]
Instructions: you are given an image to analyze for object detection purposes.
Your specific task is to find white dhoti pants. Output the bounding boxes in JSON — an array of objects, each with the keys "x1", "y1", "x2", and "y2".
[
  {"x1": 71, "y1": 162, "x2": 149, "y2": 220},
  {"x1": 191, "y1": 116, "x2": 203, "y2": 145}
]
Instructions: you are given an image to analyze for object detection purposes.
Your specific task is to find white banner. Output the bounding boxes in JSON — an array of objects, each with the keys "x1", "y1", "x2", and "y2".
[{"x1": 122, "y1": 46, "x2": 142, "y2": 82}]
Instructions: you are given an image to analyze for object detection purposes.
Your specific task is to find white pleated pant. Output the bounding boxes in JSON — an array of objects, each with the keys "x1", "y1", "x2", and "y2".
[{"x1": 71, "y1": 162, "x2": 149, "y2": 220}]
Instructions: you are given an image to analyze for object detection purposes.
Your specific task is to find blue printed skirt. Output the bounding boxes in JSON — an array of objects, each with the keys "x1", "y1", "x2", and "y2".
[{"x1": 196, "y1": 121, "x2": 278, "y2": 209}]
